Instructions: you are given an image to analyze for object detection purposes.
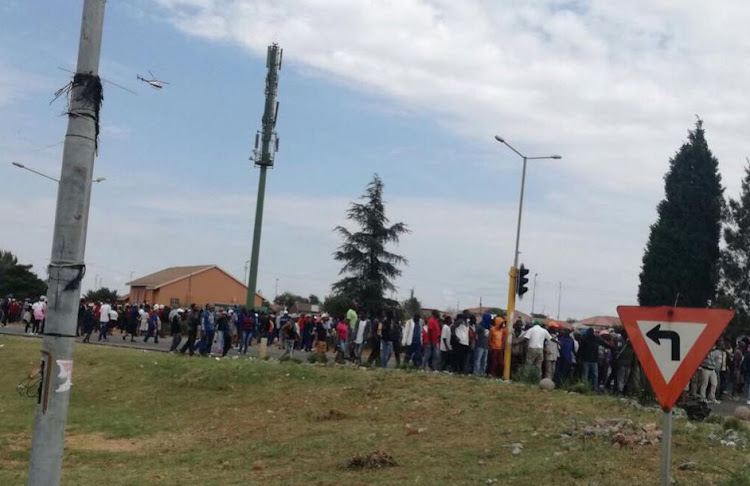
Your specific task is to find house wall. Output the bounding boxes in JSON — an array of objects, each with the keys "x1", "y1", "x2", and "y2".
[
  {"x1": 130, "y1": 267, "x2": 262, "y2": 308},
  {"x1": 129, "y1": 287, "x2": 154, "y2": 304}
]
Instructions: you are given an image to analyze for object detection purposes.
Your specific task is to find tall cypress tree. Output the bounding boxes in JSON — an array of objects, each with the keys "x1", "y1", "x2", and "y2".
[
  {"x1": 332, "y1": 174, "x2": 409, "y2": 313},
  {"x1": 718, "y1": 162, "x2": 750, "y2": 331},
  {"x1": 638, "y1": 120, "x2": 724, "y2": 307}
]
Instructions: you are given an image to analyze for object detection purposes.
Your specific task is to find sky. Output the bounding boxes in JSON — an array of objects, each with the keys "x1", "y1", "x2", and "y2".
[{"x1": 2, "y1": 0, "x2": 749, "y2": 319}]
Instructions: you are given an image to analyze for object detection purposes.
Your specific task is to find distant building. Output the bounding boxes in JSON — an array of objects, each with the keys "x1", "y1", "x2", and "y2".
[
  {"x1": 126, "y1": 265, "x2": 264, "y2": 308},
  {"x1": 290, "y1": 302, "x2": 321, "y2": 315}
]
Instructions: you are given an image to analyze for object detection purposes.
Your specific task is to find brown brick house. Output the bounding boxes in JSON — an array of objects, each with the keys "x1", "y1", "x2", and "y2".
[{"x1": 126, "y1": 265, "x2": 264, "y2": 308}]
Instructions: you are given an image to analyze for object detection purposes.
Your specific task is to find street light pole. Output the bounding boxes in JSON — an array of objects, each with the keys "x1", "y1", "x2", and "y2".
[
  {"x1": 531, "y1": 273, "x2": 538, "y2": 315},
  {"x1": 494, "y1": 135, "x2": 561, "y2": 380},
  {"x1": 11, "y1": 162, "x2": 105, "y2": 184}
]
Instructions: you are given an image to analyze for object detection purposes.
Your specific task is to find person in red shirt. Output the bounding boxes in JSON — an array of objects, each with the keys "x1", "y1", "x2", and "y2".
[
  {"x1": 335, "y1": 319, "x2": 349, "y2": 364},
  {"x1": 423, "y1": 310, "x2": 441, "y2": 370}
]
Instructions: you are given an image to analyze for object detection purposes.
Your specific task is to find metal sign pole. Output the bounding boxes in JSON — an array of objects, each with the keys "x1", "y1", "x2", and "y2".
[{"x1": 661, "y1": 408, "x2": 672, "y2": 486}]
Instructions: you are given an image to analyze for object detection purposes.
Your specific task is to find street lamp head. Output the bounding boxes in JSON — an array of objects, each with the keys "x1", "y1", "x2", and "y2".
[
  {"x1": 93, "y1": 177, "x2": 106, "y2": 183},
  {"x1": 494, "y1": 135, "x2": 505, "y2": 143},
  {"x1": 12, "y1": 162, "x2": 25, "y2": 168},
  {"x1": 551, "y1": 155, "x2": 562, "y2": 159}
]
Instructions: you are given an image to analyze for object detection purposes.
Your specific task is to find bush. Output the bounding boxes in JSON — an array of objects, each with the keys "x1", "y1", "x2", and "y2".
[
  {"x1": 564, "y1": 380, "x2": 591, "y2": 395},
  {"x1": 307, "y1": 354, "x2": 329, "y2": 364},
  {"x1": 513, "y1": 364, "x2": 541, "y2": 385},
  {"x1": 723, "y1": 417, "x2": 744, "y2": 432},
  {"x1": 723, "y1": 466, "x2": 750, "y2": 486}
]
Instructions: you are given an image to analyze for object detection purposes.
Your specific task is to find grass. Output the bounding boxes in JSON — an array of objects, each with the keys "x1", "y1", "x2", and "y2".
[{"x1": 0, "y1": 334, "x2": 748, "y2": 485}]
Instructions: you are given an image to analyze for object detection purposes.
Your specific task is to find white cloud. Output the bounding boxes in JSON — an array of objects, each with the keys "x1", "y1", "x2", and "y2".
[{"x1": 151, "y1": 0, "x2": 750, "y2": 195}]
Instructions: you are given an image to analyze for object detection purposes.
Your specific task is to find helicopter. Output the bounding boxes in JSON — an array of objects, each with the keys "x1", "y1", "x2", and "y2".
[{"x1": 137, "y1": 71, "x2": 169, "y2": 89}]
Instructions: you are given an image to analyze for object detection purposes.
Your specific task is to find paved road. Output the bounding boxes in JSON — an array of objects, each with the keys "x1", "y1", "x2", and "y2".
[{"x1": 0, "y1": 322, "x2": 312, "y2": 360}]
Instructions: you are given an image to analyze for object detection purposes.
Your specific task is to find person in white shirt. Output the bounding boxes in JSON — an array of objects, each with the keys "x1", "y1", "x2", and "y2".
[
  {"x1": 522, "y1": 322, "x2": 552, "y2": 370},
  {"x1": 354, "y1": 317, "x2": 369, "y2": 362},
  {"x1": 31, "y1": 297, "x2": 46, "y2": 334},
  {"x1": 98, "y1": 301, "x2": 112, "y2": 341},
  {"x1": 439, "y1": 316, "x2": 453, "y2": 371},
  {"x1": 402, "y1": 314, "x2": 423, "y2": 367}
]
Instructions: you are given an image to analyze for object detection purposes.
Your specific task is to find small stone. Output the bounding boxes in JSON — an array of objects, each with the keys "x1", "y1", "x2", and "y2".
[
  {"x1": 539, "y1": 378, "x2": 555, "y2": 390},
  {"x1": 477, "y1": 459, "x2": 486, "y2": 466},
  {"x1": 611, "y1": 442, "x2": 621, "y2": 449},
  {"x1": 512, "y1": 447, "x2": 522, "y2": 456},
  {"x1": 642, "y1": 423, "x2": 658, "y2": 432},
  {"x1": 734, "y1": 406, "x2": 750, "y2": 421}
]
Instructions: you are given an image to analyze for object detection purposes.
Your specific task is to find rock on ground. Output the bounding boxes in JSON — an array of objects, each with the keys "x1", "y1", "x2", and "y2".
[
  {"x1": 733, "y1": 406, "x2": 750, "y2": 421},
  {"x1": 539, "y1": 378, "x2": 555, "y2": 390}
]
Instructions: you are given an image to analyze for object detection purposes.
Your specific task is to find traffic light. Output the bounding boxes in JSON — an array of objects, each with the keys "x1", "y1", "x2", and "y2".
[{"x1": 517, "y1": 264, "x2": 530, "y2": 297}]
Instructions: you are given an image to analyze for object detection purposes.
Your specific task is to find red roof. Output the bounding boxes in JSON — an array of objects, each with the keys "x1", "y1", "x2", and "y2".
[{"x1": 577, "y1": 315, "x2": 621, "y2": 328}]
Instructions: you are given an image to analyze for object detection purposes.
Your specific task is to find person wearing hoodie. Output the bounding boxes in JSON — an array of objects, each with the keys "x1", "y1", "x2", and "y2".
[{"x1": 473, "y1": 314, "x2": 492, "y2": 376}]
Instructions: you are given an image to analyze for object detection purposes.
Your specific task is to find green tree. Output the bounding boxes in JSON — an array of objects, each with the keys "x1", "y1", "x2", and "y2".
[
  {"x1": 638, "y1": 119, "x2": 724, "y2": 307},
  {"x1": 322, "y1": 293, "x2": 352, "y2": 319},
  {"x1": 308, "y1": 294, "x2": 321, "y2": 305},
  {"x1": 402, "y1": 289, "x2": 421, "y2": 317},
  {"x1": 332, "y1": 174, "x2": 409, "y2": 313},
  {"x1": 0, "y1": 250, "x2": 47, "y2": 300},
  {"x1": 83, "y1": 287, "x2": 119, "y2": 303},
  {"x1": 719, "y1": 161, "x2": 750, "y2": 334},
  {"x1": 274, "y1": 291, "x2": 307, "y2": 309}
]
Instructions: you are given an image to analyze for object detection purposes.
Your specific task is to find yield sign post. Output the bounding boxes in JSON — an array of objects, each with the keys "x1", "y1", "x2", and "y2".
[{"x1": 616, "y1": 306, "x2": 734, "y2": 486}]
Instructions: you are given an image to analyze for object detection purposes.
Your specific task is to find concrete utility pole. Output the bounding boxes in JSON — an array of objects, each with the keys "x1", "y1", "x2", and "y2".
[
  {"x1": 246, "y1": 43, "x2": 282, "y2": 310},
  {"x1": 557, "y1": 281, "x2": 562, "y2": 320},
  {"x1": 28, "y1": 1, "x2": 106, "y2": 485}
]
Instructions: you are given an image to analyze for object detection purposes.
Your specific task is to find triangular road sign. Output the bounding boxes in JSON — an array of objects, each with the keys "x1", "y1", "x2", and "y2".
[{"x1": 616, "y1": 306, "x2": 734, "y2": 410}]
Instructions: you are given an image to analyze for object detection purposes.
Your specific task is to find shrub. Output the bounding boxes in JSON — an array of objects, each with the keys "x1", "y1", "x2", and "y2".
[
  {"x1": 513, "y1": 364, "x2": 541, "y2": 385},
  {"x1": 564, "y1": 380, "x2": 591, "y2": 395},
  {"x1": 723, "y1": 417, "x2": 744, "y2": 432}
]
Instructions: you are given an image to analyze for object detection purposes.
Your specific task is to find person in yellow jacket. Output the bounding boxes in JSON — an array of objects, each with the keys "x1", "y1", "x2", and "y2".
[{"x1": 488, "y1": 317, "x2": 507, "y2": 377}]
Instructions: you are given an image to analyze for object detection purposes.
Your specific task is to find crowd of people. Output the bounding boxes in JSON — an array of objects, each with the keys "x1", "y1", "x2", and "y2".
[
  {"x1": 4, "y1": 295, "x2": 750, "y2": 406},
  {"x1": 1, "y1": 295, "x2": 48, "y2": 334}
]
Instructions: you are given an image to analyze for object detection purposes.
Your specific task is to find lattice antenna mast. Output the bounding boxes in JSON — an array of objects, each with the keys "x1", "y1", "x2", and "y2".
[
  {"x1": 246, "y1": 43, "x2": 282, "y2": 309},
  {"x1": 252, "y1": 43, "x2": 282, "y2": 166}
]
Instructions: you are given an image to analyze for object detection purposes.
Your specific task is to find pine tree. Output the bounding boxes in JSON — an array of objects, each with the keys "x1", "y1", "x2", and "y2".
[
  {"x1": 718, "y1": 161, "x2": 750, "y2": 332},
  {"x1": 332, "y1": 174, "x2": 409, "y2": 313},
  {"x1": 638, "y1": 119, "x2": 724, "y2": 307}
]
